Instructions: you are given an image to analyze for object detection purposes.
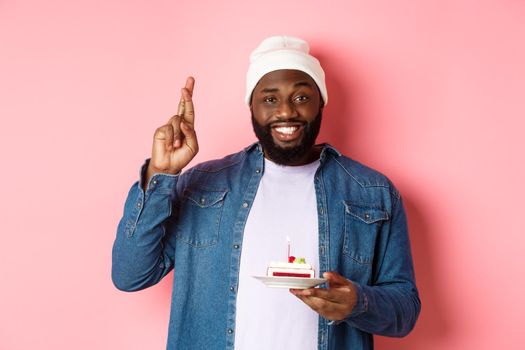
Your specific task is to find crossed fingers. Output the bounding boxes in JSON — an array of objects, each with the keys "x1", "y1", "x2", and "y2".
[
  {"x1": 169, "y1": 77, "x2": 195, "y2": 149},
  {"x1": 177, "y1": 77, "x2": 195, "y2": 125}
]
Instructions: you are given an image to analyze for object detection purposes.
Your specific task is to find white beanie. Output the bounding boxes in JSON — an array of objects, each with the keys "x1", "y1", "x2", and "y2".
[{"x1": 245, "y1": 36, "x2": 328, "y2": 106}]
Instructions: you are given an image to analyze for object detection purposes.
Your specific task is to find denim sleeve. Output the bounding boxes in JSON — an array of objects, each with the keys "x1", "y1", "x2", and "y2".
[
  {"x1": 111, "y1": 161, "x2": 180, "y2": 292},
  {"x1": 341, "y1": 194, "x2": 421, "y2": 336}
]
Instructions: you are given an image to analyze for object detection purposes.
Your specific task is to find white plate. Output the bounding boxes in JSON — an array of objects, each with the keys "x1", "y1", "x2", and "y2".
[{"x1": 252, "y1": 276, "x2": 327, "y2": 289}]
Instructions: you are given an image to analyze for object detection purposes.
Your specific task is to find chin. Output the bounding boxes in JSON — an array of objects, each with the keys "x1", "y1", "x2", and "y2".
[
  {"x1": 273, "y1": 140, "x2": 303, "y2": 150},
  {"x1": 251, "y1": 110, "x2": 323, "y2": 165}
]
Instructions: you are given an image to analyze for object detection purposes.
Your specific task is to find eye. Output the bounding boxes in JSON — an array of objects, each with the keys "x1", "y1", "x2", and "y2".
[
  {"x1": 293, "y1": 95, "x2": 309, "y2": 103},
  {"x1": 263, "y1": 96, "x2": 277, "y2": 104}
]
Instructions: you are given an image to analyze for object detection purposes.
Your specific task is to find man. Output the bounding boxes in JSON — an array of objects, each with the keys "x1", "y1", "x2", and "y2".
[{"x1": 112, "y1": 36, "x2": 420, "y2": 349}]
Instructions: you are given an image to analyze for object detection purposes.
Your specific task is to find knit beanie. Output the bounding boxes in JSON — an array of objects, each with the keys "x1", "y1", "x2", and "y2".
[{"x1": 245, "y1": 36, "x2": 328, "y2": 106}]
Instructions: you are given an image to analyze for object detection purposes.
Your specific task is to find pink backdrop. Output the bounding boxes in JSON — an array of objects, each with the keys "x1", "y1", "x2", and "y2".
[{"x1": 1, "y1": 0, "x2": 524, "y2": 349}]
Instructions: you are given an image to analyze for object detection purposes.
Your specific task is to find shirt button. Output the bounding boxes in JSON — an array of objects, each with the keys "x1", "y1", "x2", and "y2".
[
  {"x1": 255, "y1": 169, "x2": 261, "y2": 174},
  {"x1": 137, "y1": 202, "x2": 142, "y2": 208},
  {"x1": 233, "y1": 244, "x2": 239, "y2": 249},
  {"x1": 230, "y1": 286, "x2": 235, "y2": 292},
  {"x1": 242, "y1": 202, "x2": 249, "y2": 208},
  {"x1": 365, "y1": 213, "x2": 370, "y2": 220},
  {"x1": 227, "y1": 328, "x2": 234, "y2": 334},
  {"x1": 200, "y1": 198, "x2": 206, "y2": 204},
  {"x1": 319, "y1": 207, "x2": 324, "y2": 215},
  {"x1": 152, "y1": 179, "x2": 158, "y2": 185}
]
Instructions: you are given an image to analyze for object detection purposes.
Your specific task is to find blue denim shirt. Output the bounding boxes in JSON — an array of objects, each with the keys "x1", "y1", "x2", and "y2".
[{"x1": 112, "y1": 143, "x2": 420, "y2": 350}]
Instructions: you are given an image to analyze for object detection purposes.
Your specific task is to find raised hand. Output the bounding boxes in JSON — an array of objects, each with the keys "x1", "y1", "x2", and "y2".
[{"x1": 144, "y1": 77, "x2": 198, "y2": 188}]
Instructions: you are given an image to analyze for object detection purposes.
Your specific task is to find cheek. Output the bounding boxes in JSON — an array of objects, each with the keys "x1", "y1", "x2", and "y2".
[
  {"x1": 252, "y1": 107, "x2": 272, "y2": 124},
  {"x1": 298, "y1": 105, "x2": 319, "y2": 119}
]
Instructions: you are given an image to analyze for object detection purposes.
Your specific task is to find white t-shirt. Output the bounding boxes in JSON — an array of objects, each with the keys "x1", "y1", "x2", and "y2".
[{"x1": 234, "y1": 158, "x2": 320, "y2": 350}]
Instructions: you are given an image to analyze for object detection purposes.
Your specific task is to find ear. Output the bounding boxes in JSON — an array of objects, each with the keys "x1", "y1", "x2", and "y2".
[
  {"x1": 249, "y1": 92, "x2": 254, "y2": 109},
  {"x1": 316, "y1": 86, "x2": 324, "y2": 108}
]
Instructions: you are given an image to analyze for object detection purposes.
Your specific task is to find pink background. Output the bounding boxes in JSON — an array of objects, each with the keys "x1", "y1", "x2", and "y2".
[{"x1": 1, "y1": 0, "x2": 524, "y2": 349}]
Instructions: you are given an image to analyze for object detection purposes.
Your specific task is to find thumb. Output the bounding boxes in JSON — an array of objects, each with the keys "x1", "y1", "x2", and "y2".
[{"x1": 323, "y1": 271, "x2": 350, "y2": 288}]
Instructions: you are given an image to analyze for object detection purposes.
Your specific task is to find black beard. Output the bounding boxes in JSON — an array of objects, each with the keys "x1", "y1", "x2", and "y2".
[{"x1": 251, "y1": 111, "x2": 322, "y2": 165}]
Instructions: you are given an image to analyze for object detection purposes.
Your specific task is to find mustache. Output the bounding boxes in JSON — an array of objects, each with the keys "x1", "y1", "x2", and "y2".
[{"x1": 268, "y1": 118, "x2": 307, "y2": 127}]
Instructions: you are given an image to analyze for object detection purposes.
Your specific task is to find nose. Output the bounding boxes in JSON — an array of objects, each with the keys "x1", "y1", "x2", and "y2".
[{"x1": 276, "y1": 100, "x2": 297, "y2": 119}]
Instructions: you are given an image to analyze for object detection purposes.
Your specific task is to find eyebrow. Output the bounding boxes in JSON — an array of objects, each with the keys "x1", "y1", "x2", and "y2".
[{"x1": 259, "y1": 81, "x2": 314, "y2": 94}]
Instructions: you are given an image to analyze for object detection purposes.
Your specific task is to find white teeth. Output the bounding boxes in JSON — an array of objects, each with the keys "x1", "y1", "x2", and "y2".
[{"x1": 275, "y1": 126, "x2": 298, "y2": 135}]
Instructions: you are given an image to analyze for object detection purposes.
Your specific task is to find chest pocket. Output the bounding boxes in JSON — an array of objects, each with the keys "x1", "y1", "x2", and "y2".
[
  {"x1": 175, "y1": 188, "x2": 227, "y2": 248},
  {"x1": 343, "y1": 202, "x2": 389, "y2": 264}
]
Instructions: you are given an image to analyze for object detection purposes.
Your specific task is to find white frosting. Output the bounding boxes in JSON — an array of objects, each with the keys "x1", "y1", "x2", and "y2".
[
  {"x1": 267, "y1": 261, "x2": 315, "y2": 278},
  {"x1": 268, "y1": 262, "x2": 313, "y2": 269}
]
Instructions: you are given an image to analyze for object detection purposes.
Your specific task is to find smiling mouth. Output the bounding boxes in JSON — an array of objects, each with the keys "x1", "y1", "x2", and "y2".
[
  {"x1": 271, "y1": 123, "x2": 305, "y2": 142},
  {"x1": 274, "y1": 126, "x2": 299, "y2": 135}
]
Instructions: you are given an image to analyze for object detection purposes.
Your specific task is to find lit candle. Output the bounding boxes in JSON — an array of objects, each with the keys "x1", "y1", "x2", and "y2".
[{"x1": 286, "y1": 236, "x2": 291, "y2": 261}]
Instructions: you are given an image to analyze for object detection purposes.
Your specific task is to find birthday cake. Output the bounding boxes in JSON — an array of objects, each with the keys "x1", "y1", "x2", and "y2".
[{"x1": 266, "y1": 257, "x2": 315, "y2": 278}]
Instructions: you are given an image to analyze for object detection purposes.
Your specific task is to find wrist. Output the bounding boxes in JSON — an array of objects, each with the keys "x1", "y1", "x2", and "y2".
[
  {"x1": 147, "y1": 163, "x2": 180, "y2": 177},
  {"x1": 143, "y1": 164, "x2": 180, "y2": 191}
]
